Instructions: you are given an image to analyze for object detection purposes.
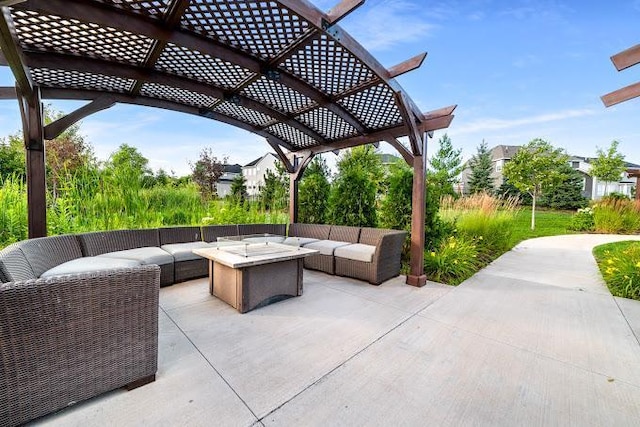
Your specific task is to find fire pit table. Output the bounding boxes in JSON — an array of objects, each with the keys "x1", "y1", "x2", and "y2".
[{"x1": 193, "y1": 235, "x2": 318, "y2": 313}]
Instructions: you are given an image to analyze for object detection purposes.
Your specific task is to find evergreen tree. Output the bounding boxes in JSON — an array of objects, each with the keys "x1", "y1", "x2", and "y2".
[
  {"x1": 538, "y1": 163, "x2": 587, "y2": 210},
  {"x1": 230, "y1": 174, "x2": 248, "y2": 205},
  {"x1": 298, "y1": 156, "x2": 331, "y2": 223},
  {"x1": 328, "y1": 147, "x2": 379, "y2": 227},
  {"x1": 467, "y1": 140, "x2": 494, "y2": 194},
  {"x1": 428, "y1": 133, "x2": 462, "y2": 198},
  {"x1": 590, "y1": 140, "x2": 626, "y2": 196}
]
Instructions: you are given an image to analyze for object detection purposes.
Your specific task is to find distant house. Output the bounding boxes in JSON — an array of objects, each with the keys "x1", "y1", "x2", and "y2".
[
  {"x1": 242, "y1": 153, "x2": 279, "y2": 197},
  {"x1": 459, "y1": 145, "x2": 521, "y2": 194},
  {"x1": 568, "y1": 156, "x2": 639, "y2": 200},
  {"x1": 460, "y1": 144, "x2": 639, "y2": 199},
  {"x1": 216, "y1": 164, "x2": 242, "y2": 198}
]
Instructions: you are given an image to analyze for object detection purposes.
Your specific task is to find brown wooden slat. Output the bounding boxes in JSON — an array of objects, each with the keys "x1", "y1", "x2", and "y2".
[
  {"x1": 0, "y1": 86, "x2": 17, "y2": 99},
  {"x1": 395, "y1": 90, "x2": 423, "y2": 155},
  {"x1": 601, "y1": 82, "x2": 640, "y2": 107},
  {"x1": 611, "y1": 44, "x2": 640, "y2": 71},
  {"x1": 388, "y1": 52, "x2": 427, "y2": 78},
  {"x1": 326, "y1": 0, "x2": 365, "y2": 24},
  {"x1": 384, "y1": 137, "x2": 414, "y2": 166}
]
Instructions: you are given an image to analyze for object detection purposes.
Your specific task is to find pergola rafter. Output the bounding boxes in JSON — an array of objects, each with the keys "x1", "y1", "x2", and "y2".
[
  {"x1": 0, "y1": 0, "x2": 456, "y2": 286},
  {"x1": 602, "y1": 43, "x2": 640, "y2": 107}
]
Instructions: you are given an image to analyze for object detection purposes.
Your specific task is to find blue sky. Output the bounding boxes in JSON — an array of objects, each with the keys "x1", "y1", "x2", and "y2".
[{"x1": 1, "y1": 0, "x2": 639, "y2": 175}]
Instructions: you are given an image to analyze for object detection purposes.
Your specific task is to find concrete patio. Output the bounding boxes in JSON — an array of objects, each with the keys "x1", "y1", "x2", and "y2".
[{"x1": 34, "y1": 234, "x2": 640, "y2": 426}]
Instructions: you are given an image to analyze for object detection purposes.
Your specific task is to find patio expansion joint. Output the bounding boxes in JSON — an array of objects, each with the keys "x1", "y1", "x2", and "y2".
[
  {"x1": 159, "y1": 306, "x2": 261, "y2": 424},
  {"x1": 614, "y1": 297, "x2": 640, "y2": 348},
  {"x1": 416, "y1": 312, "x2": 640, "y2": 389},
  {"x1": 257, "y1": 302, "x2": 441, "y2": 422}
]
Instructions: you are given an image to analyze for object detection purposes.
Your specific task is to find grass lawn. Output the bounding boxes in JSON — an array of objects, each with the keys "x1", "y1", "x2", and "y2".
[
  {"x1": 593, "y1": 241, "x2": 640, "y2": 300},
  {"x1": 508, "y1": 208, "x2": 575, "y2": 247}
]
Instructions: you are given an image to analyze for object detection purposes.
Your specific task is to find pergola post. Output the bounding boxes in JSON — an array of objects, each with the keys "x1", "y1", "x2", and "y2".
[
  {"x1": 289, "y1": 174, "x2": 299, "y2": 223},
  {"x1": 19, "y1": 86, "x2": 47, "y2": 238},
  {"x1": 406, "y1": 134, "x2": 427, "y2": 287}
]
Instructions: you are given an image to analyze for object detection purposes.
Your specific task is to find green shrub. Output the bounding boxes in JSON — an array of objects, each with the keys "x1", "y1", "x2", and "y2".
[
  {"x1": 328, "y1": 166, "x2": 377, "y2": 227},
  {"x1": 454, "y1": 211, "x2": 514, "y2": 262},
  {"x1": 424, "y1": 236, "x2": 481, "y2": 285},
  {"x1": 593, "y1": 241, "x2": 640, "y2": 300},
  {"x1": 0, "y1": 176, "x2": 28, "y2": 247},
  {"x1": 568, "y1": 207, "x2": 595, "y2": 231}
]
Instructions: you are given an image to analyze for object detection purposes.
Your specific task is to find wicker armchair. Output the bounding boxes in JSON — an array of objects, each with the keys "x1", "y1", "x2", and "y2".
[
  {"x1": 0, "y1": 265, "x2": 160, "y2": 427},
  {"x1": 334, "y1": 228, "x2": 407, "y2": 285}
]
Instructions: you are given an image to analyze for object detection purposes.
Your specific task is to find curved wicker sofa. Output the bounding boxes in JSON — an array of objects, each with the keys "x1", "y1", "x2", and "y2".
[{"x1": 0, "y1": 223, "x2": 404, "y2": 426}]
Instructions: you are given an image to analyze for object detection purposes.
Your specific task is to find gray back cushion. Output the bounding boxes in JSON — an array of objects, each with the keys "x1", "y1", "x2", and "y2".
[
  {"x1": 328, "y1": 225, "x2": 360, "y2": 243},
  {"x1": 288, "y1": 223, "x2": 331, "y2": 240},
  {"x1": 159, "y1": 226, "x2": 202, "y2": 245},
  {"x1": 0, "y1": 243, "x2": 37, "y2": 283},
  {"x1": 19, "y1": 235, "x2": 83, "y2": 278},
  {"x1": 79, "y1": 229, "x2": 160, "y2": 256},
  {"x1": 237, "y1": 223, "x2": 286, "y2": 236},
  {"x1": 201, "y1": 225, "x2": 239, "y2": 242}
]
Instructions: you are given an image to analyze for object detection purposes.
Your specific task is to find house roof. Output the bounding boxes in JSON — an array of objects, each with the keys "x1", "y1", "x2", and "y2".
[
  {"x1": 490, "y1": 145, "x2": 521, "y2": 161},
  {"x1": 223, "y1": 164, "x2": 242, "y2": 174},
  {"x1": 244, "y1": 152, "x2": 277, "y2": 168}
]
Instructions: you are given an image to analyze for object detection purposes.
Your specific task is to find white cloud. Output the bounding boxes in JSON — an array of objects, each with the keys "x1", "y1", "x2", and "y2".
[
  {"x1": 339, "y1": 0, "x2": 437, "y2": 51},
  {"x1": 453, "y1": 108, "x2": 597, "y2": 135}
]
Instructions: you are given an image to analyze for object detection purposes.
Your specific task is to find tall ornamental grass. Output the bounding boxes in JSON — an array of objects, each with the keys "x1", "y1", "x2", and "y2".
[
  {"x1": 593, "y1": 241, "x2": 640, "y2": 300},
  {"x1": 202, "y1": 200, "x2": 288, "y2": 225},
  {"x1": 440, "y1": 193, "x2": 520, "y2": 262},
  {"x1": 0, "y1": 176, "x2": 28, "y2": 246},
  {"x1": 592, "y1": 198, "x2": 640, "y2": 234}
]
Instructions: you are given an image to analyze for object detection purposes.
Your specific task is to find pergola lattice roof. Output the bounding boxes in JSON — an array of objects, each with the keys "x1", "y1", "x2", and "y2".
[
  {"x1": 0, "y1": 0, "x2": 455, "y2": 159},
  {"x1": 0, "y1": 0, "x2": 455, "y2": 285}
]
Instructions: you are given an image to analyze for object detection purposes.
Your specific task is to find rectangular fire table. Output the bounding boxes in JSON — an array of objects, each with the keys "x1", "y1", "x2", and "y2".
[{"x1": 193, "y1": 237, "x2": 318, "y2": 313}]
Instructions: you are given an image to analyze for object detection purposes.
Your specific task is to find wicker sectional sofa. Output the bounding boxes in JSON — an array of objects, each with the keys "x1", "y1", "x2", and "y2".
[{"x1": 0, "y1": 223, "x2": 404, "y2": 426}]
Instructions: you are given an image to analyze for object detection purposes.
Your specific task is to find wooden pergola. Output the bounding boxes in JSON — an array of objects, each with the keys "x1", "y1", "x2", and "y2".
[
  {"x1": 602, "y1": 43, "x2": 639, "y2": 200},
  {"x1": 0, "y1": 0, "x2": 455, "y2": 287}
]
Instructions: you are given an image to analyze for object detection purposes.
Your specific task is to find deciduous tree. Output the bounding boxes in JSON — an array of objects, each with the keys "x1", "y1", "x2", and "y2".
[
  {"x1": 189, "y1": 147, "x2": 226, "y2": 199},
  {"x1": 590, "y1": 140, "x2": 626, "y2": 196},
  {"x1": 503, "y1": 139, "x2": 568, "y2": 230}
]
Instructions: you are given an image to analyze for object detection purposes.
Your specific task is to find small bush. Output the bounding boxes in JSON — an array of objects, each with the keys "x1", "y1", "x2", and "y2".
[
  {"x1": 594, "y1": 241, "x2": 640, "y2": 300},
  {"x1": 424, "y1": 236, "x2": 481, "y2": 285},
  {"x1": 568, "y1": 207, "x2": 595, "y2": 231},
  {"x1": 592, "y1": 198, "x2": 640, "y2": 234}
]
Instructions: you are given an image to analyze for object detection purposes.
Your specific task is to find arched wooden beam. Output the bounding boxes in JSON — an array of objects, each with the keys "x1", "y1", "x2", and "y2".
[
  {"x1": 267, "y1": 138, "x2": 294, "y2": 173},
  {"x1": 395, "y1": 90, "x2": 423, "y2": 155},
  {"x1": 384, "y1": 138, "x2": 414, "y2": 166},
  {"x1": 22, "y1": 51, "x2": 327, "y2": 144},
  {"x1": 17, "y1": 0, "x2": 366, "y2": 133},
  {"x1": 44, "y1": 95, "x2": 115, "y2": 140},
  {"x1": 0, "y1": 6, "x2": 33, "y2": 101},
  {"x1": 39, "y1": 87, "x2": 298, "y2": 152},
  {"x1": 308, "y1": 113, "x2": 454, "y2": 156}
]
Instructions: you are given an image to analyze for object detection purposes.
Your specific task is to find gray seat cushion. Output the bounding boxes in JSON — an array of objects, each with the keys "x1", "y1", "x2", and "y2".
[
  {"x1": 283, "y1": 237, "x2": 319, "y2": 247},
  {"x1": 334, "y1": 243, "x2": 377, "y2": 263},
  {"x1": 303, "y1": 240, "x2": 351, "y2": 256},
  {"x1": 161, "y1": 242, "x2": 211, "y2": 262},
  {"x1": 98, "y1": 247, "x2": 174, "y2": 266},
  {"x1": 41, "y1": 257, "x2": 141, "y2": 278}
]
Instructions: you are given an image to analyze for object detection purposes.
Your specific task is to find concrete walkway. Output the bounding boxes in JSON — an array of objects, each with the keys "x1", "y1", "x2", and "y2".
[{"x1": 36, "y1": 234, "x2": 640, "y2": 426}]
